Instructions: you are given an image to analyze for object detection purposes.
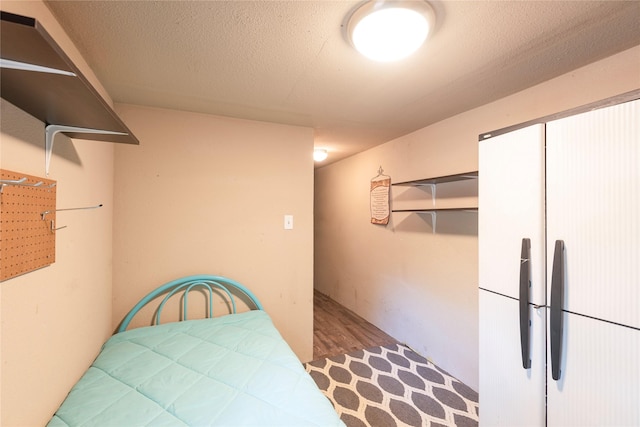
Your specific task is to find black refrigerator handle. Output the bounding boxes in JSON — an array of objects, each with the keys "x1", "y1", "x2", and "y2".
[
  {"x1": 550, "y1": 240, "x2": 565, "y2": 381},
  {"x1": 519, "y1": 238, "x2": 532, "y2": 369}
]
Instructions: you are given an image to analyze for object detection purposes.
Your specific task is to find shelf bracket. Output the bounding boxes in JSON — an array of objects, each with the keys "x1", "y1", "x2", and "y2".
[
  {"x1": 45, "y1": 125, "x2": 128, "y2": 176},
  {"x1": 1, "y1": 58, "x2": 76, "y2": 77},
  {"x1": 427, "y1": 211, "x2": 436, "y2": 233},
  {"x1": 428, "y1": 183, "x2": 436, "y2": 206},
  {"x1": 413, "y1": 182, "x2": 436, "y2": 205}
]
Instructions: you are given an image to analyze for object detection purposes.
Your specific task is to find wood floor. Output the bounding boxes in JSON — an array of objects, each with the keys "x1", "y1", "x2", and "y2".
[{"x1": 312, "y1": 290, "x2": 398, "y2": 360}]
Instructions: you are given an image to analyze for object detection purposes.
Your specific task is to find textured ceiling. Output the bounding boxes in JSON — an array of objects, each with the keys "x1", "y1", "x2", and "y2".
[{"x1": 44, "y1": 0, "x2": 640, "y2": 165}]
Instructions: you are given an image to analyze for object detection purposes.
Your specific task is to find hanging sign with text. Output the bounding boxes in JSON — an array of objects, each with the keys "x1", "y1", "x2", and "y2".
[{"x1": 370, "y1": 168, "x2": 391, "y2": 225}]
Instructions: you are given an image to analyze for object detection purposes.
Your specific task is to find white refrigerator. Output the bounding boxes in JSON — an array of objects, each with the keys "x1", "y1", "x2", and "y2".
[{"x1": 479, "y1": 98, "x2": 639, "y2": 426}]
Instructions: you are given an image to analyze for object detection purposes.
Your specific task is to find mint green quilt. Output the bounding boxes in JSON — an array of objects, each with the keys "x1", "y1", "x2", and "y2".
[{"x1": 48, "y1": 311, "x2": 343, "y2": 426}]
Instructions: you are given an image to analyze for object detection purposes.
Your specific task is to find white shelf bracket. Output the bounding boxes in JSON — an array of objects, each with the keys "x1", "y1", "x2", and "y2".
[
  {"x1": 1, "y1": 58, "x2": 76, "y2": 77},
  {"x1": 428, "y1": 211, "x2": 436, "y2": 233},
  {"x1": 429, "y1": 183, "x2": 436, "y2": 206},
  {"x1": 45, "y1": 125, "x2": 128, "y2": 176}
]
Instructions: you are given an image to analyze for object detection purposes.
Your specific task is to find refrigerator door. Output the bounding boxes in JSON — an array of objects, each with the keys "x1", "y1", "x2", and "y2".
[
  {"x1": 479, "y1": 290, "x2": 546, "y2": 426},
  {"x1": 479, "y1": 123, "x2": 546, "y2": 425},
  {"x1": 546, "y1": 99, "x2": 639, "y2": 328},
  {"x1": 546, "y1": 99, "x2": 640, "y2": 424},
  {"x1": 479, "y1": 123, "x2": 545, "y2": 305},
  {"x1": 546, "y1": 311, "x2": 640, "y2": 426}
]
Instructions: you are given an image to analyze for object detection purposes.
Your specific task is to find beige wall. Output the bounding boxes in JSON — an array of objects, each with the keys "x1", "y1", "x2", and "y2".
[
  {"x1": 0, "y1": 103, "x2": 115, "y2": 426},
  {"x1": 314, "y1": 45, "x2": 640, "y2": 391},
  {"x1": 112, "y1": 104, "x2": 315, "y2": 361},
  {"x1": 1, "y1": 2, "x2": 117, "y2": 426}
]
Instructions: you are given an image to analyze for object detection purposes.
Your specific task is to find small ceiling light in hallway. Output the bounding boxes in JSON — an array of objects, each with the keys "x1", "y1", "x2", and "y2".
[
  {"x1": 348, "y1": 0, "x2": 435, "y2": 62},
  {"x1": 314, "y1": 148, "x2": 329, "y2": 162}
]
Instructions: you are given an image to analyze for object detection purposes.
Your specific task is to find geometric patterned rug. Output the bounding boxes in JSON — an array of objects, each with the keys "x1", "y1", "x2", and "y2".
[{"x1": 304, "y1": 343, "x2": 479, "y2": 427}]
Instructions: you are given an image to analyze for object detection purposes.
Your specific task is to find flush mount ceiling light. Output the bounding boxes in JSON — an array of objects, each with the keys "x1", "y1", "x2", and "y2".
[
  {"x1": 347, "y1": 0, "x2": 435, "y2": 62},
  {"x1": 313, "y1": 148, "x2": 328, "y2": 162}
]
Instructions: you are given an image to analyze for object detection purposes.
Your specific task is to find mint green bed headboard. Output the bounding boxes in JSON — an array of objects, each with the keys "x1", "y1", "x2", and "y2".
[{"x1": 117, "y1": 274, "x2": 264, "y2": 333}]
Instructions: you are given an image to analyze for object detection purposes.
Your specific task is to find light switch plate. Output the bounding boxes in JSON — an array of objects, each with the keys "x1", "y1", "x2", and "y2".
[{"x1": 284, "y1": 215, "x2": 293, "y2": 230}]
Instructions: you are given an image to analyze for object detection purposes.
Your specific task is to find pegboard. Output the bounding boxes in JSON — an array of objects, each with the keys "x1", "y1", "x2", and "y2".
[{"x1": 1, "y1": 169, "x2": 57, "y2": 281}]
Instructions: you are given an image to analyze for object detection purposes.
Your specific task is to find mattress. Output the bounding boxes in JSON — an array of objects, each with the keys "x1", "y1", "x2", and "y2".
[{"x1": 47, "y1": 310, "x2": 343, "y2": 426}]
